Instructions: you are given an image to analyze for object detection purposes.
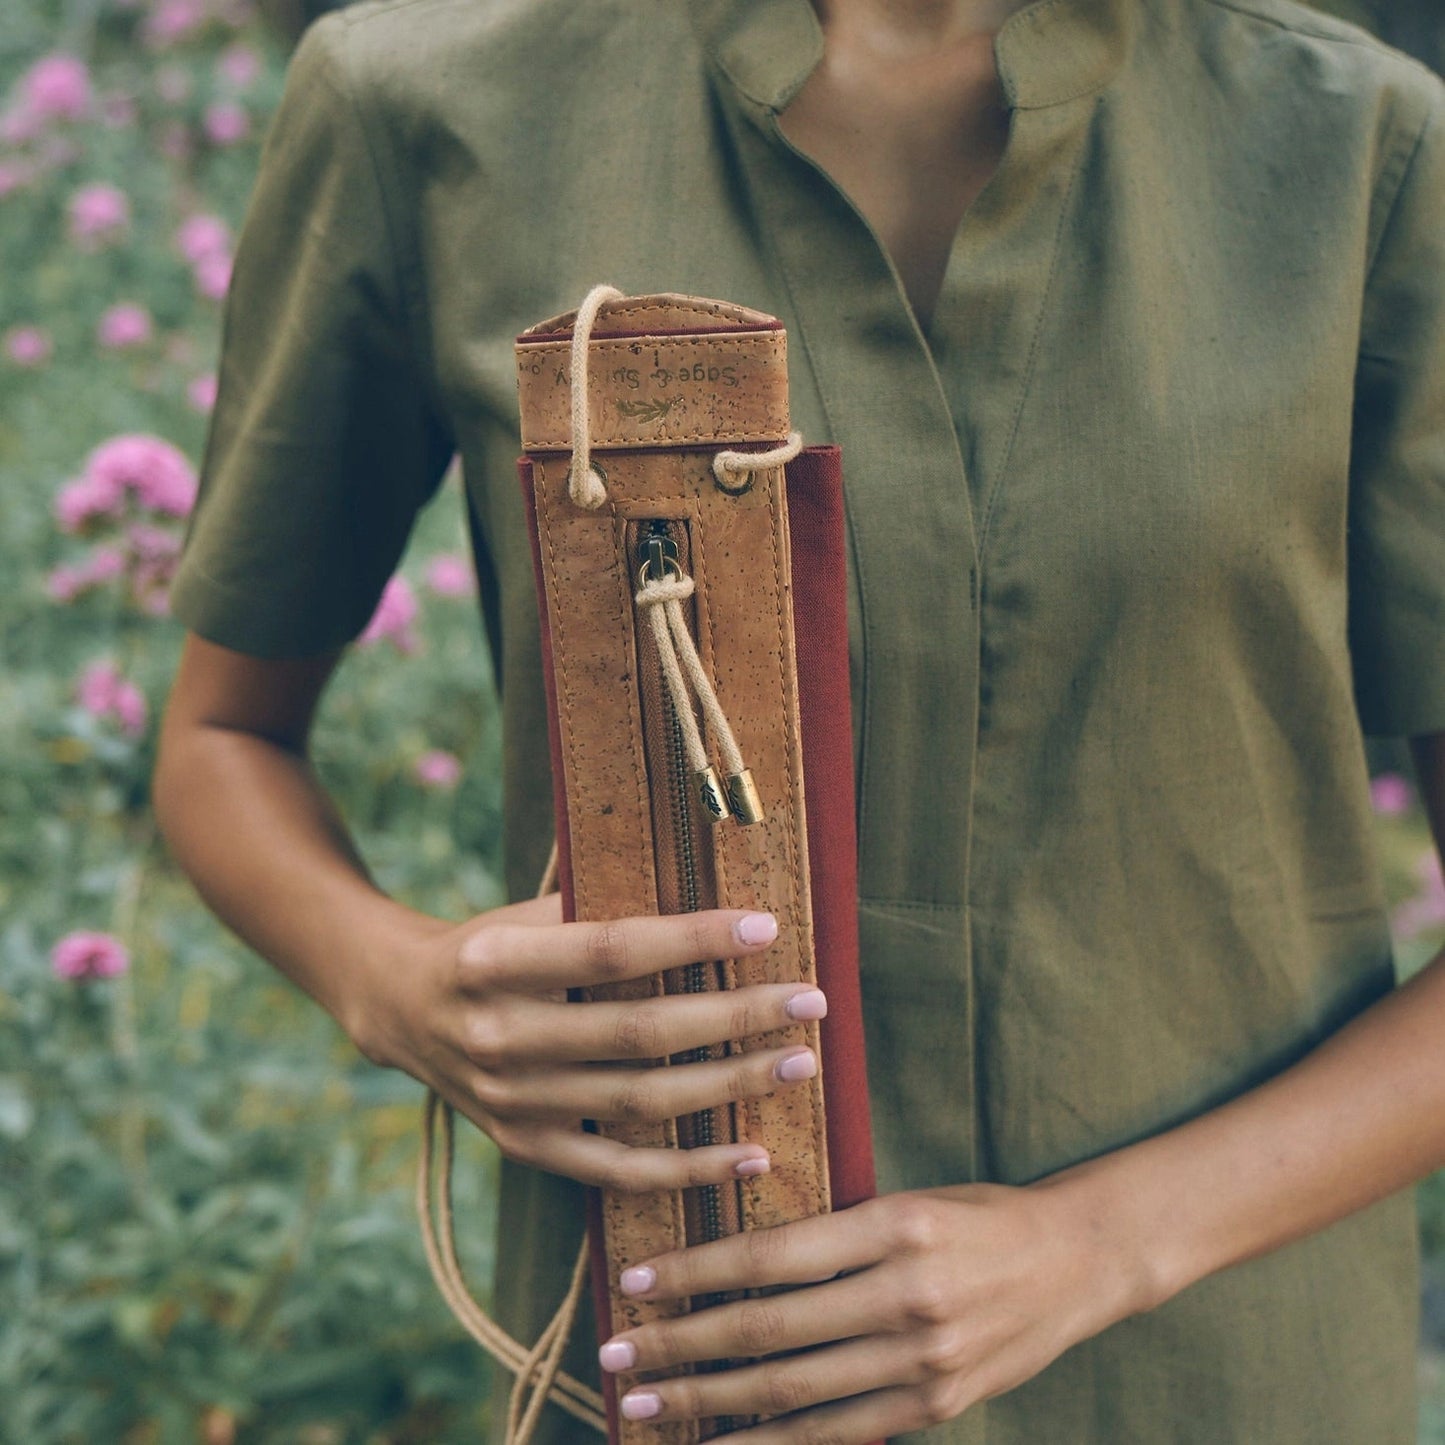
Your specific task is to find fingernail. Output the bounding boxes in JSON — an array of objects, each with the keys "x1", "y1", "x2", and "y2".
[
  {"x1": 784, "y1": 988, "x2": 828, "y2": 1021},
  {"x1": 735, "y1": 912, "x2": 778, "y2": 946},
  {"x1": 598, "y1": 1339, "x2": 637, "y2": 1372},
  {"x1": 619, "y1": 1265, "x2": 656, "y2": 1296},
  {"x1": 734, "y1": 1154, "x2": 771, "y2": 1178},
  {"x1": 774, "y1": 1049, "x2": 817, "y2": 1083},
  {"x1": 621, "y1": 1391, "x2": 663, "y2": 1421}
]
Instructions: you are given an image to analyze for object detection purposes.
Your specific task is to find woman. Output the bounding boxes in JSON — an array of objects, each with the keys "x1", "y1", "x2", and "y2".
[{"x1": 154, "y1": 0, "x2": 1445, "y2": 1439}]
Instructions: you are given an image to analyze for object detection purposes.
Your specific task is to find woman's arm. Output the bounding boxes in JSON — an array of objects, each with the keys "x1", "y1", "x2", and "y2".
[
  {"x1": 1058, "y1": 729, "x2": 1445, "y2": 1301},
  {"x1": 153, "y1": 632, "x2": 827, "y2": 1189},
  {"x1": 594, "y1": 734, "x2": 1445, "y2": 1440},
  {"x1": 153, "y1": 632, "x2": 437, "y2": 1039}
]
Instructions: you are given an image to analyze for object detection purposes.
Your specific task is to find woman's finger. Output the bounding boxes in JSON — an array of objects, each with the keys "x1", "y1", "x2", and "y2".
[
  {"x1": 506, "y1": 983, "x2": 827, "y2": 1064},
  {"x1": 619, "y1": 1199, "x2": 890, "y2": 1299},
  {"x1": 610, "y1": 1332, "x2": 918, "y2": 1427},
  {"x1": 456, "y1": 908, "x2": 779, "y2": 993},
  {"x1": 510, "y1": 1124, "x2": 771, "y2": 1192},
  {"x1": 602, "y1": 1268, "x2": 887, "y2": 1374},
  {"x1": 480, "y1": 1044, "x2": 819, "y2": 1125},
  {"x1": 717, "y1": 1382, "x2": 956, "y2": 1443}
]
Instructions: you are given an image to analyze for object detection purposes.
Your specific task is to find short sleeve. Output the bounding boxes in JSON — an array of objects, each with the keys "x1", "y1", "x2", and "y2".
[
  {"x1": 1349, "y1": 78, "x2": 1445, "y2": 738},
  {"x1": 170, "y1": 12, "x2": 455, "y2": 658}
]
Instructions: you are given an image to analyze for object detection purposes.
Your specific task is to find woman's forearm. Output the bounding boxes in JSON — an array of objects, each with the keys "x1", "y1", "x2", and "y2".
[
  {"x1": 1039, "y1": 733, "x2": 1445, "y2": 1312},
  {"x1": 153, "y1": 715, "x2": 445, "y2": 1044},
  {"x1": 1041, "y1": 937, "x2": 1445, "y2": 1313}
]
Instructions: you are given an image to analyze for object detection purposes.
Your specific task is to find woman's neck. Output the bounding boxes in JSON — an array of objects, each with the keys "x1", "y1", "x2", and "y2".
[{"x1": 811, "y1": 0, "x2": 1037, "y2": 49}]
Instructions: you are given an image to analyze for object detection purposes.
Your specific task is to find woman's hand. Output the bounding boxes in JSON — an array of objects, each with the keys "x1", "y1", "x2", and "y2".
[
  {"x1": 346, "y1": 894, "x2": 830, "y2": 1192},
  {"x1": 596, "y1": 1180, "x2": 1157, "y2": 1440}
]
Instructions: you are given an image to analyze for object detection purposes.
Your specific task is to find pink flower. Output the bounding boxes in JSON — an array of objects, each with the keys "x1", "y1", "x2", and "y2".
[
  {"x1": 143, "y1": 0, "x2": 208, "y2": 48},
  {"x1": 424, "y1": 553, "x2": 475, "y2": 598},
  {"x1": 193, "y1": 251, "x2": 232, "y2": 301},
  {"x1": 187, "y1": 372, "x2": 218, "y2": 412},
  {"x1": 5, "y1": 325, "x2": 52, "y2": 367},
  {"x1": 202, "y1": 101, "x2": 249, "y2": 146},
  {"x1": 153, "y1": 65, "x2": 192, "y2": 105},
  {"x1": 359, "y1": 576, "x2": 420, "y2": 653},
  {"x1": 415, "y1": 749, "x2": 463, "y2": 790},
  {"x1": 1369, "y1": 773, "x2": 1413, "y2": 818},
  {"x1": 84, "y1": 433, "x2": 198, "y2": 518},
  {"x1": 51, "y1": 931, "x2": 131, "y2": 981},
  {"x1": 21, "y1": 54, "x2": 92, "y2": 122},
  {"x1": 46, "y1": 545, "x2": 126, "y2": 601},
  {"x1": 1393, "y1": 851, "x2": 1445, "y2": 943},
  {"x1": 97, "y1": 303, "x2": 154, "y2": 351},
  {"x1": 75, "y1": 660, "x2": 148, "y2": 737},
  {"x1": 68, "y1": 182, "x2": 130, "y2": 248},
  {"x1": 54, "y1": 473, "x2": 125, "y2": 533},
  {"x1": 215, "y1": 42, "x2": 261, "y2": 90},
  {"x1": 175, "y1": 212, "x2": 230, "y2": 264}
]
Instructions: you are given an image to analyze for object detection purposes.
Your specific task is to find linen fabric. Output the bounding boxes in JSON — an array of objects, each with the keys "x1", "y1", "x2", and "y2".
[{"x1": 170, "y1": 0, "x2": 1445, "y2": 1439}]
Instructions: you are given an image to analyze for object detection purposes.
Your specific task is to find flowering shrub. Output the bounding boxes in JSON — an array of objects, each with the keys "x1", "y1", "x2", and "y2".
[{"x1": 2, "y1": 3, "x2": 504, "y2": 1438}]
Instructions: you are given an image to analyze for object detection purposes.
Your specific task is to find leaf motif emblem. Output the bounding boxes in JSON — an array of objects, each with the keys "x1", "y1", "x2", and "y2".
[{"x1": 615, "y1": 395, "x2": 683, "y2": 424}]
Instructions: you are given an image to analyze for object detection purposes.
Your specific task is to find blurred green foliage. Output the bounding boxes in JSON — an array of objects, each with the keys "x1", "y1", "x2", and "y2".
[{"x1": 0, "y1": 2, "x2": 506, "y2": 1440}]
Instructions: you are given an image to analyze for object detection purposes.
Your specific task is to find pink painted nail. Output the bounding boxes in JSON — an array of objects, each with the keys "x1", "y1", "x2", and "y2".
[
  {"x1": 598, "y1": 1340, "x2": 637, "y2": 1372},
  {"x1": 735, "y1": 912, "x2": 778, "y2": 946},
  {"x1": 784, "y1": 988, "x2": 828, "y2": 1021},
  {"x1": 621, "y1": 1391, "x2": 663, "y2": 1421},
  {"x1": 774, "y1": 1049, "x2": 817, "y2": 1083},
  {"x1": 734, "y1": 1154, "x2": 771, "y2": 1178},
  {"x1": 619, "y1": 1265, "x2": 656, "y2": 1296}
]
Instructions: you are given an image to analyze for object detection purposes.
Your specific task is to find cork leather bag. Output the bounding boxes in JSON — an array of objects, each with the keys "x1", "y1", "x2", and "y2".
[{"x1": 417, "y1": 290, "x2": 876, "y2": 1445}]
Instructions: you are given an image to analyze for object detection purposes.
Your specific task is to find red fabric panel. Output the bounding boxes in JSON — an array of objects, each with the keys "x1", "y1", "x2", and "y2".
[{"x1": 785, "y1": 446, "x2": 877, "y2": 1211}]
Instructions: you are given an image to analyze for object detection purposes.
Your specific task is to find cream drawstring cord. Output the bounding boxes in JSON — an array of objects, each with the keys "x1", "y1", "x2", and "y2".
[
  {"x1": 417, "y1": 286, "x2": 804, "y2": 1442},
  {"x1": 418, "y1": 842, "x2": 607, "y2": 1444},
  {"x1": 567, "y1": 284, "x2": 624, "y2": 509}
]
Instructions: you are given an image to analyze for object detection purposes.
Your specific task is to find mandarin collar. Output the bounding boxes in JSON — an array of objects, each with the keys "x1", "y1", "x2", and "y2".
[{"x1": 689, "y1": 0, "x2": 1134, "y2": 113}]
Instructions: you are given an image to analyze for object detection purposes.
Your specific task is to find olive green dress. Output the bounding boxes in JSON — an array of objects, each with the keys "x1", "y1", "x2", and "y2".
[{"x1": 171, "y1": 0, "x2": 1445, "y2": 1438}]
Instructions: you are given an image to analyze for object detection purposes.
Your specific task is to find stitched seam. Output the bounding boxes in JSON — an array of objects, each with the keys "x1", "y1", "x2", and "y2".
[
  {"x1": 535, "y1": 463, "x2": 590, "y2": 920},
  {"x1": 520, "y1": 335, "x2": 785, "y2": 358},
  {"x1": 764, "y1": 466, "x2": 826, "y2": 1217},
  {"x1": 977, "y1": 109, "x2": 1090, "y2": 554},
  {"x1": 613, "y1": 508, "x2": 658, "y2": 916},
  {"x1": 687, "y1": 506, "x2": 761, "y2": 1220},
  {"x1": 527, "y1": 426, "x2": 791, "y2": 449}
]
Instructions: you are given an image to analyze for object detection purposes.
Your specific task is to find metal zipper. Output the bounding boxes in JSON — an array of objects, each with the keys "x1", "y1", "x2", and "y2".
[
  {"x1": 631, "y1": 519, "x2": 746, "y2": 1437},
  {"x1": 633, "y1": 520, "x2": 738, "y2": 1231}
]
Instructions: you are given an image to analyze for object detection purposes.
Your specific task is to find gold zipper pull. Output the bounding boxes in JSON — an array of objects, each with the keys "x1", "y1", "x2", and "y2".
[
  {"x1": 724, "y1": 769, "x2": 764, "y2": 826},
  {"x1": 696, "y1": 766, "x2": 732, "y2": 823}
]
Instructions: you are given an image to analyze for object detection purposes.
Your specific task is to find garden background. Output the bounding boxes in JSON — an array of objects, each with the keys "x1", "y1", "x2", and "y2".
[{"x1": 1, "y1": 0, "x2": 1443, "y2": 1441}]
